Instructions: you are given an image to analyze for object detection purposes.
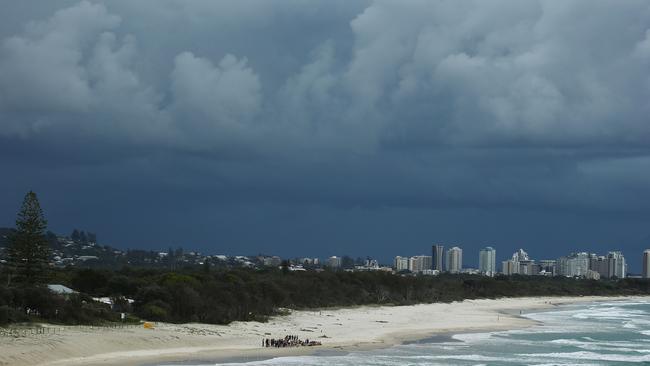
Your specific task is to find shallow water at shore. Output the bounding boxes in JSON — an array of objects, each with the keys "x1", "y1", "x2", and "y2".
[{"x1": 176, "y1": 299, "x2": 650, "y2": 366}]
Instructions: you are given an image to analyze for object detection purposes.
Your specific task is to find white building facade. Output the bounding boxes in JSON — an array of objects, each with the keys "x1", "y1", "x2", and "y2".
[
  {"x1": 479, "y1": 247, "x2": 496, "y2": 276},
  {"x1": 607, "y1": 251, "x2": 626, "y2": 279},
  {"x1": 327, "y1": 256, "x2": 342, "y2": 269},
  {"x1": 446, "y1": 247, "x2": 463, "y2": 273},
  {"x1": 409, "y1": 255, "x2": 433, "y2": 273},
  {"x1": 394, "y1": 256, "x2": 409, "y2": 271}
]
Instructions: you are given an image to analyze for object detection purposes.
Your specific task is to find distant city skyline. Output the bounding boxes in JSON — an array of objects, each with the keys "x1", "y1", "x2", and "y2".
[
  {"x1": 389, "y1": 245, "x2": 646, "y2": 279},
  {"x1": 4, "y1": 220, "x2": 649, "y2": 274},
  {"x1": 5, "y1": 223, "x2": 649, "y2": 278}
]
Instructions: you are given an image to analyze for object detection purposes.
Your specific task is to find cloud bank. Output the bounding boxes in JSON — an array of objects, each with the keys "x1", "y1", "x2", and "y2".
[{"x1": 1, "y1": 0, "x2": 650, "y2": 260}]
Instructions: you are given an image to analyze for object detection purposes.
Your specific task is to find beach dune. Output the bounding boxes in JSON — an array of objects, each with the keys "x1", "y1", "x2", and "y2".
[{"x1": 0, "y1": 296, "x2": 637, "y2": 366}]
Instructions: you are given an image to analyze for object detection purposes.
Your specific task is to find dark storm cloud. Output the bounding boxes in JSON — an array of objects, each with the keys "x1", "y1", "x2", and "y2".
[{"x1": 1, "y1": 0, "x2": 650, "y2": 266}]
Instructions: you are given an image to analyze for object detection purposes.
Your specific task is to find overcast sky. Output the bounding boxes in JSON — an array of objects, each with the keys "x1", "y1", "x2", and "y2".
[{"x1": 1, "y1": 0, "x2": 650, "y2": 270}]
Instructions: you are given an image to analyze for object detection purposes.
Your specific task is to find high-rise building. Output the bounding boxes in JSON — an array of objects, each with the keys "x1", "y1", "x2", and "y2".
[
  {"x1": 607, "y1": 251, "x2": 626, "y2": 279},
  {"x1": 410, "y1": 255, "x2": 433, "y2": 273},
  {"x1": 518, "y1": 260, "x2": 537, "y2": 275},
  {"x1": 502, "y1": 249, "x2": 533, "y2": 275},
  {"x1": 573, "y1": 252, "x2": 590, "y2": 276},
  {"x1": 432, "y1": 245, "x2": 444, "y2": 271},
  {"x1": 393, "y1": 256, "x2": 409, "y2": 272},
  {"x1": 502, "y1": 260, "x2": 518, "y2": 275},
  {"x1": 589, "y1": 255, "x2": 612, "y2": 278},
  {"x1": 479, "y1": 247, "x2": 496, "y2": 276},
  {"x1": 538, "y1": 260, "x2": 556, "y2": 276},
  {"x1": 643, "y1": 250, "x2": 650, "y2": 278},
  {"x1": 327, "y1": 256, "x2": 342, "y2": 269},
  {"x1": 513, "y1": 249, "x2": 530, "y2": 261},
  {"x1": 557, "y1": 252, "x2": 590, "y2": 277},
  {"x1": 445, "y1": 247, "x2": 462, "y2": 273},
  {"x1": 556, "y1": 256, "x2": 568, "y2": 276}
]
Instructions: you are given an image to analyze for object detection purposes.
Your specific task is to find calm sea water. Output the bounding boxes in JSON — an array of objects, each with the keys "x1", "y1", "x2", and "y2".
[{"x1": 182, "y1": 299, "x2": 650, "y2": 366}]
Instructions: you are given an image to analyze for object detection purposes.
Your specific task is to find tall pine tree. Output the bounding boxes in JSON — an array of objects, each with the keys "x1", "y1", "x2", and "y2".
[{"x1": 7, "y1": 191, "x2": 50, "y2": 285}]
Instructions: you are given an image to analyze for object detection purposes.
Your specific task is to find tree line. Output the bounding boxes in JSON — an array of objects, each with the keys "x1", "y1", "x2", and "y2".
[{"x1": 4, "y1": 265, "x2": 650, "y2": 326}]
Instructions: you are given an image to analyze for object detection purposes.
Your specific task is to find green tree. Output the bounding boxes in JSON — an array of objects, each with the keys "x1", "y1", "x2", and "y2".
[
  {"x1": 7, "y1": 191, "x2": 50, "y2": 285},
  {"x1": 202, "y1": 258, "x2": 211, "y2": 274}
]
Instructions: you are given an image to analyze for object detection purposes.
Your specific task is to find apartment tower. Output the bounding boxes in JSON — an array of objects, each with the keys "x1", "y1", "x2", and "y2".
[
  {"x1": 479, "y1": 247, "x2": 497, "y2": 276},
  {"x1": 432, "y1": 244, "x2": 444, "y2": 271},
  {"x1": 446, "y1": 246, "x2": 463, "y2": 273},
  {"x1": 643, "y1": 250, "x2": 650, "y2": 278}
]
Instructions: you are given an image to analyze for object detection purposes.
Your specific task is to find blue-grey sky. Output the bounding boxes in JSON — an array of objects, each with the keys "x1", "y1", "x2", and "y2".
[{"x1": 1, "y1": 0, "x2": 650, "y2": 271}]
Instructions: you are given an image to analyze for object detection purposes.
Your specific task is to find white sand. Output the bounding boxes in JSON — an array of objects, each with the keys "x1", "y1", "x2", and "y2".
[{"x1": 0, "y1": 296, "x2": 642, "y2": 366}]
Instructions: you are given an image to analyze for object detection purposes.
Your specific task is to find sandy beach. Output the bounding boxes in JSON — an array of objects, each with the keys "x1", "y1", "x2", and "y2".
[{"x1": 0, "y1": 295, "x2": 643, "y2": 366}]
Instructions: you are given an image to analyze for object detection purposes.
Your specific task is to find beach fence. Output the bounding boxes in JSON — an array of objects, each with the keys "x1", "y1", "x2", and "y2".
[
  {"x1": 69, "y1": 323, "x2": 142, "y2": 333},
  {"x1": 0, "y1": 327, "x2": 64, "y2": 337},
  {"x1": 0, "y1": 323, "x2": 141, "y2": 338}
]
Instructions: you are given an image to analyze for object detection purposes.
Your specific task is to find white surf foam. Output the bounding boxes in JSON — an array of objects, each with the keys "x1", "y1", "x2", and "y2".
[{"x1": 520, "y1": 351, "x2": 650, "y2": 362}]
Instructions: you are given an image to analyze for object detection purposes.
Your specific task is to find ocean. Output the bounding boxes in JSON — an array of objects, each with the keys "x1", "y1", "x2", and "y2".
[{"x1": 185, "y1": 299, "x2": 650, "y2": 366}]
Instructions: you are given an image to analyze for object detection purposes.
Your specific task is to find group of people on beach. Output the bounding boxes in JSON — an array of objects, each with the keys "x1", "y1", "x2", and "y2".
[{"x1": 263, "y1": 335, "x2": 322, "y2": 348}]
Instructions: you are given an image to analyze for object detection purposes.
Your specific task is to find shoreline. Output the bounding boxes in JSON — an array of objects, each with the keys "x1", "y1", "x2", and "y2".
[{"x1": 0, "y1": 295, "x2": 646, "y2": 366}]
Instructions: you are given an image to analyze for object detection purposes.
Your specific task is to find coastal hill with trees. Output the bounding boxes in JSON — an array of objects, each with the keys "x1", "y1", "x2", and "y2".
[{"x1": 2, "y1": 191, "x2": 650, "y2": 326}]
